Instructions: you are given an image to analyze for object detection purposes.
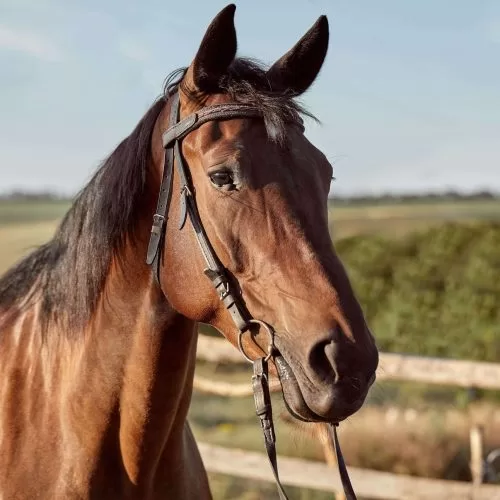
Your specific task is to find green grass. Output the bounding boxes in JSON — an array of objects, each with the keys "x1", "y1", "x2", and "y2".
[
  {"x1": 0, "y1": 199, "x2": 70, "y2": 274},
  {"x1": 329, "y1": 199, "x2": 500, "y2": 217},
  {"x1": 0, "y1": 222, "x2": 60, "y2": 275},
  {"x1": 0, "y1": 199, "x2": 70, "y2": 225},
  {"x1": 328, "y1": 198, "x2": 500, "y2": 240}
]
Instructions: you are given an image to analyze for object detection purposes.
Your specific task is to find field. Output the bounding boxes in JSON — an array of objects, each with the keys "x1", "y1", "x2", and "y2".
[
  {"x1": 1, "y1": 197, "x2": 500, "y2": 499},
  {"x1": 0, "y1": 200, "x2": 71, "y2": 275},
  {"x1": 1, "y1": 197, "x2": 499, "y2": 274}
]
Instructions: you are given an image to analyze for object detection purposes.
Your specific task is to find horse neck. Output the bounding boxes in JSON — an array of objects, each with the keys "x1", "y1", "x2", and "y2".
[{"x1": 53, "y1": 241, "x2": 198, "y2": 486}]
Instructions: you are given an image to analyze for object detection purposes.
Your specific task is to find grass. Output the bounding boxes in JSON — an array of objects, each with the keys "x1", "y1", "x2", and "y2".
[
  {"x1": 328, "y1": 198, "x2": 500, "y2": 240},
  {"x1": 0, "y1": 199, "x2": 70, "y2": 225},
  {"x1": 1, "y1": 197, "x2": 500, "y2": 497},
  {"x1": 0, "y1": 199, "x2": 68, "y2": 274},
  {"x1": 0, "y1": 222, "x2": 60, "y2": 275}
]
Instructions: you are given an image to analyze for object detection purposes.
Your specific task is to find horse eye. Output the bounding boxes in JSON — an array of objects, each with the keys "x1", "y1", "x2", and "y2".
[{"x1": 209, "y1": 171, "x2": 234, "y2": 187}]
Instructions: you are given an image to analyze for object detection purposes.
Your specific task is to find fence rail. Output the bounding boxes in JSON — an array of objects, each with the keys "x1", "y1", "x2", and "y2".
[{"x1": 198, "y1": 443, "x2": 500, "y2": 500}]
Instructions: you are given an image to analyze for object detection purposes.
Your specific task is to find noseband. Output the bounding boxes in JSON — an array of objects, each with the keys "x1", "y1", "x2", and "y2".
[{"x1": 146, "y1": 91, "x2": 356, "y2": 500}]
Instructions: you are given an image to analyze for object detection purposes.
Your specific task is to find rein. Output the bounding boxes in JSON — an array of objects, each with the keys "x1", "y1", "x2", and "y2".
[{"x1": 146, "y1": 91, "x2": 357, "y2": 500}]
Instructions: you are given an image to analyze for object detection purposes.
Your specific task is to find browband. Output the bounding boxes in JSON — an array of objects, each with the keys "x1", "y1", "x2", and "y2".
[{"x1": 162, "y1": 102, "x2": 263, "y2": 148}]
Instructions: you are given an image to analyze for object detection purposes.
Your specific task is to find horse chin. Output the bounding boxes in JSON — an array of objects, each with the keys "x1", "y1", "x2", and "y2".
[{"x1": 273, "y1": 354, "x2": 341, "y2": 424}]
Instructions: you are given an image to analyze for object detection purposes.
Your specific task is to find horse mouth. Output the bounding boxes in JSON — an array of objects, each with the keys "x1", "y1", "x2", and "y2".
[
  {"x1": 273, "y1": 353, "x2": 326, "y2": 423},
  {"x1": 272, "y1": 345, "x2": 371, "y2": 424}
]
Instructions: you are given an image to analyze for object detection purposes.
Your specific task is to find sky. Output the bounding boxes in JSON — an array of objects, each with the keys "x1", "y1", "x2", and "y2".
[{"x1": 0, "y1": 0, "x2": 499, "y2": 196}]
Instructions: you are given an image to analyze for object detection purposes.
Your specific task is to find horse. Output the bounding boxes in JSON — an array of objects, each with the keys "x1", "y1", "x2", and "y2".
[{"x1": 0, "y1": 5, "x2": 378, "y2": 499}]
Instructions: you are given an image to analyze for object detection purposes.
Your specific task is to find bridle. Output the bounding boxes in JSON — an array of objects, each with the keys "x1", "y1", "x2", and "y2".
[{"x1": 146, "y1": 90, "x2": 357, "y2": 500}]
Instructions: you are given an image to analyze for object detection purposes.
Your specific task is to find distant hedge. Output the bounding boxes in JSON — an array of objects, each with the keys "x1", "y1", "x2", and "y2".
[{"x1": 336, "y1": 222, "x2": 500, "y2": 362}]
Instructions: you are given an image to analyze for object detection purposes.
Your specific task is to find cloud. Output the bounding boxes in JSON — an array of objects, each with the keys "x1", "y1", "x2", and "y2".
[
  {"x1": 0, "y1": 25, "x2": 63, "y2": 62},
  {"x1": 118, "y1": 39, "x2": 151, "y2": 62}
]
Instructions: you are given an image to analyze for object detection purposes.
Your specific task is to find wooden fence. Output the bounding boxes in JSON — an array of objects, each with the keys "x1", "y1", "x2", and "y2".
[
  {"x1": 194, "y1": 333, "x2": 500, "y2": 499},
  {"x1": 198, "y1": 443, "x2": 500, "y2": 500}
]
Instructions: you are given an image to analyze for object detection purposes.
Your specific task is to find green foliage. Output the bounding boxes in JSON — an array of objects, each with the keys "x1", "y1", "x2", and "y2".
[{"x1": 336, "y1": 221, "x2": 500, "y2": 362}]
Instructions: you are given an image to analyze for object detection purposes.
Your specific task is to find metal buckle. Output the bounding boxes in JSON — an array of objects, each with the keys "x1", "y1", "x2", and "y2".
[
  {"x1": 218, "y1": 280, "x2": 230, "y2": 300},
  {"x1": 150, "y1": 213, "x2": 166, "y2": 235}
]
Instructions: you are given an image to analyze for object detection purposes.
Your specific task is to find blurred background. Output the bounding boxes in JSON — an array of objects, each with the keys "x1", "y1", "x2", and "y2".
[{"x1": 1, "y1": 0, "x2": 499, "y2": 498}]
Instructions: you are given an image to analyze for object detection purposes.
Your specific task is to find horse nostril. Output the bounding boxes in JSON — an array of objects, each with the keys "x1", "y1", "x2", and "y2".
[{"x1": 308, "y1": 339, "x2": 340, "y2": 384}]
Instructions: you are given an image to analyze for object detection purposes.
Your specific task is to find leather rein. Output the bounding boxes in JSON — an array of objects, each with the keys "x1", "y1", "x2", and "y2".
[{"x1": 146, "y1": 90, "x2": 357, "y2": 500}]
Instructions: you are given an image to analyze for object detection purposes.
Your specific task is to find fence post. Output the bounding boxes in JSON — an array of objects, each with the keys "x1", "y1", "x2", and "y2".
[{"x1": 470, "y1": 424, "x2": 484, "y2": 497}]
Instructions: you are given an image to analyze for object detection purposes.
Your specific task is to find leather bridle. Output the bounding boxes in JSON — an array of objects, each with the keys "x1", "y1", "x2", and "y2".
[{"x1": 146, "y1": 90, "x2": 357, "y2": 500}]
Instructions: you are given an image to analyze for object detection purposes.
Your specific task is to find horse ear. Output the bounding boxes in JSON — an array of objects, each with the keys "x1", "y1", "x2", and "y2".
[
  {"x1": 266, "y1": 16, "x2": 329, "y2": 96},
  {"x1": 190, "y1": 4, "x2": 237, "y2": 92}
]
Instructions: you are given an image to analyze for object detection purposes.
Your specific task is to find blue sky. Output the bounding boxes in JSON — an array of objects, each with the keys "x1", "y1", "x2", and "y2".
[{"x1": 0, "y1": 0, "x2": 498, "y2": 196}]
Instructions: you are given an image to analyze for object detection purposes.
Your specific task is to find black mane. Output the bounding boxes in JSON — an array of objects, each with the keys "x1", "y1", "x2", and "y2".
[
  {"x1": 0, "y1": 59, "x2": 314, "y2": 332},
  {"x1": 0, "y1": 93, "x2": 167, "y2": 332}
]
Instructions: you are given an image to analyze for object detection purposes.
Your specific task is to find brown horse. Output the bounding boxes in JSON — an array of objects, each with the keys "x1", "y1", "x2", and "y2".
[{"x1": 0, "y1": 5, "x2": 378, "y2": 499}]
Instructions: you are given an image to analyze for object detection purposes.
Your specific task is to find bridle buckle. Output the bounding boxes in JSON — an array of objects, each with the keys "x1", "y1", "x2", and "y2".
[
  {"x1": 152, "y1": 213, "x2": 165, "y2": 223},
  {"x1": 217, "y1": 277, "x2": 231, "y2": 300},
  {"x1": 150, "y1": 213, "x2": 166, "y2": 236}
]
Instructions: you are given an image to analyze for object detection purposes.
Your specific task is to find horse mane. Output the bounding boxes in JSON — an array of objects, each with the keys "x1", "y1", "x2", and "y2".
[
  {"x1": 0, "y1": 59, "x2": 314, "y2": 335},
  {"x1": 0, "y1": 76, "x2": 175, "y2": 333}
]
